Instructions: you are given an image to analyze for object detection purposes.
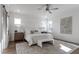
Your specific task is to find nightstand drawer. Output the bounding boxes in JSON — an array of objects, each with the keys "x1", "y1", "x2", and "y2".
[{"x1": 14, "y1": 32, "x2": 24, "y2": 41}]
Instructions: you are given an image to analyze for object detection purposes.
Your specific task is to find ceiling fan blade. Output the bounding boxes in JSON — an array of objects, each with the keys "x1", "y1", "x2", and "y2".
[
  {"x1": 46, "y1": 4, "x2": 51, "y2": 7},
  {"x1": 51, "y1": 8, "x2": 59, "y2": 10}
]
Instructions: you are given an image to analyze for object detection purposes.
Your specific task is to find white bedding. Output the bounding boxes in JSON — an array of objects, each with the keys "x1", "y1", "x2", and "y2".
[{"x1": 25, "y1": 33, "x2": 53, "y2": 46}]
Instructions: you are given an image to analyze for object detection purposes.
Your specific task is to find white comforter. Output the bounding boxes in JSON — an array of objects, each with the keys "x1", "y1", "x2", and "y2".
[{"x1": 25, "y1": 34, "x2": 53, "y2": 46}]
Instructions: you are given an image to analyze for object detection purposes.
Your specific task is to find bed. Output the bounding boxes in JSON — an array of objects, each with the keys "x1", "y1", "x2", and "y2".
[{"x1": 25, "y1": 33, "x2": 54, "y2": 46}]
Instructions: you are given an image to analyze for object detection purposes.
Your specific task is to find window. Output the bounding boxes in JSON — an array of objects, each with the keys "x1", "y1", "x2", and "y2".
[
  {"x1": 14, "y1": 18, "x2": 21, "y2": 25},
  {"x1": 41, "y1": 20, "x2": 47, "y2": 31},
  {"x1": 14, "y1": 18, "x2": 21, "y2": 27}
]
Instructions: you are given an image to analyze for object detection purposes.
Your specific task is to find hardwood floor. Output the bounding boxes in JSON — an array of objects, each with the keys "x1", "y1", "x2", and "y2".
[
  {"x1": 72, "y1": 48, "x2": 79, "y2": 54},
  {"x1": 3, "y1": 40, "x2": 25, "y2": 54},
  {"x1": 2, "y1": 40, "x2": 79, "y2": 54},
  {"x1": 3, "y1": 41, "x2": 16, "y2": 54}
]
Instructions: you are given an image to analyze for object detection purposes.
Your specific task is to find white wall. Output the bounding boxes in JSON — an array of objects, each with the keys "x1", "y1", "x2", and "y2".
[
  {"x1": 52, "y1": 8, "x2": 79, "y2": 44},
  {"x1": 9, "y1": 12, "x2": 52, "y2": 41}
]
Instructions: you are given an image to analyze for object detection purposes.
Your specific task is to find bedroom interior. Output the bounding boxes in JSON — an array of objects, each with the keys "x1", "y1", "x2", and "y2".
[{"x1": 0, "y1": 4, "x2": 79, "y2": 54}]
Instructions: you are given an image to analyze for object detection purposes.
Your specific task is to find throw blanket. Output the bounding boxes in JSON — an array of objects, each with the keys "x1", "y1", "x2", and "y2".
[{"x1": 25, "y1": 34, "x2": 53, "y2": 46}]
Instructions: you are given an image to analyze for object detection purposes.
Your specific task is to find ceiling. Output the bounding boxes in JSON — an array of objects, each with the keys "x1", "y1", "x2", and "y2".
[{"x1": 5, "y1": 4, "x2": 79, "y2": 16}]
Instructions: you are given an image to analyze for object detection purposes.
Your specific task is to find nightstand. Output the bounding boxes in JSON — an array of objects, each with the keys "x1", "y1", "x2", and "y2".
[{"x1": 14, "y1": 32, "x2": 24, "y2": 42}]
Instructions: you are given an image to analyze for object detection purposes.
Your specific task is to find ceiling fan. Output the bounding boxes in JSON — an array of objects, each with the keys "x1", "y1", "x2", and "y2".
[{"x1": 38, "y1": 4, "x2": 59, "y2": 14}]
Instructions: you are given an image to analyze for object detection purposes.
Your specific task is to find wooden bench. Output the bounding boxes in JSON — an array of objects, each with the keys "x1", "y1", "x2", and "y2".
[{"x1": 37, "y1": 39, "x2": 54, "y2": 48}]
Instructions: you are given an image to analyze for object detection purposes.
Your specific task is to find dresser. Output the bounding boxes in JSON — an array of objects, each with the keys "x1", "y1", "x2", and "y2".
[{"x1": 14, "y1": 32, "x2": 24, "y2": 42}]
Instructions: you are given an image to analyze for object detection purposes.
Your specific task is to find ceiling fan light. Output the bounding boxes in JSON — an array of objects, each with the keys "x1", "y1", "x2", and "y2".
[{"x1": 48, "y1": 11, "x2": 52, "y2": 14}]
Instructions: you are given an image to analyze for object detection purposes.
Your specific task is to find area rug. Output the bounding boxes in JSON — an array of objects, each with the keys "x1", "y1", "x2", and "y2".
[{"x1": 16, "y1": 40, "x2": 79, "y2": 54}]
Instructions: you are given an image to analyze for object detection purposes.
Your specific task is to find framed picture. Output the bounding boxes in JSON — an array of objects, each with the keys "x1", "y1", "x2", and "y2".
[{"x1": 60, "y1": 16, "x2": 72, "y2": 34}]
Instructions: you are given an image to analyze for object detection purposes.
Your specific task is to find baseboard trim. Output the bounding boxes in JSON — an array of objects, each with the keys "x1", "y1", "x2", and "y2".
[{"x1": 54, "y1": 38, "x2": 79, "y2": 45}]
